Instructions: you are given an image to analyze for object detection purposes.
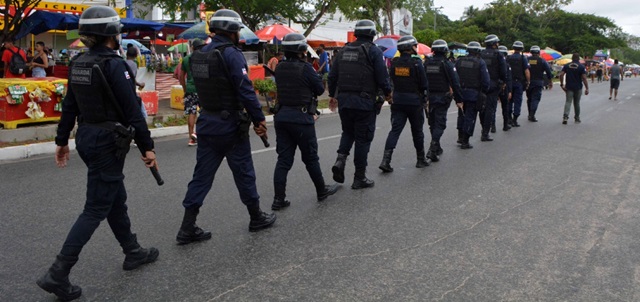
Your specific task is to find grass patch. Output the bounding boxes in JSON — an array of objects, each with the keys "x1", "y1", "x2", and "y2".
[{"x1": 156, "y1": 115, "x2": 188, "y2": 127}]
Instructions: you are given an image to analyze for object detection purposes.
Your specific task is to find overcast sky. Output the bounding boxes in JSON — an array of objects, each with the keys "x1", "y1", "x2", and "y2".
[{"x1": 435, "y1": 0, "x2": 640, "y2": 37}]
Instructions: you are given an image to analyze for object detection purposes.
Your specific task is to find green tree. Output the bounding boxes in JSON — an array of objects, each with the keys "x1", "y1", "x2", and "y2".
[{"x1": 0, "y1": 0, "x2": 43, "y2": 42}]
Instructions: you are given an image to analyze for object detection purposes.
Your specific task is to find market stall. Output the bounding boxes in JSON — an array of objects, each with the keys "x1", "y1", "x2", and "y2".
[{"x1": 0, "y1": 77, "x2": 67, "y2": 129}]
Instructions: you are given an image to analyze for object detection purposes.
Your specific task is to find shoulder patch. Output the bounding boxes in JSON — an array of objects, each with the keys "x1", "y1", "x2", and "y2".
[{"x1": 124, "y1": 71, "x2": 130, "y2": 79}]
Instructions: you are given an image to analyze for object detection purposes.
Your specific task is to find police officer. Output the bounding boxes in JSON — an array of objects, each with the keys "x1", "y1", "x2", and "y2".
[
  {"x1": 378, "y1": 35, "x2": 429, "y2": 172},
  {"x1": 38, "y1": 6, "x2": 159, "y2": 301},
  {"x1": 455, "y1": 41, "x2": 491, "y2": 149},
  {"x1": 328, "y1": 20, "x2": 392, "y2": 189},
  {"x1": 479, "y1": 34, "x2": 508, "y2": 142},
  {"x1": 424, "y1": 39, "x2": 463, "y2": 162},
  {"x1": 495, "y1": 45, "x2": 513, "y2": 132},
  {"x1": 271, "y1": 33, "x2": 339, "y2": 210},
  {"x1": 526, "y1": 45, "x2": 553, "y2": 122},
  {"x1": 506, "y1": 41, "x2": 530, "y2": 127},
  {"x1": 176, "y1": 9, "x2": 275, "y2": 244}
]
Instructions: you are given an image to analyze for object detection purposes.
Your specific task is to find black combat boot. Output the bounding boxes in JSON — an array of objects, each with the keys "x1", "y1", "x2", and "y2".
[
  {"x1": 248, "y1": 205, "x2": 276, "y2": 232},
  {"x1": 435, "y1": 141, "x2": 443, "y2": 155},
  {"x1": 503, "y1": 117, "x2": 511, "y2": 131},
  {"x1": 176, "y1": 206, "x2": 212, "y2": 245},
  {"x1": 271, "y1": 198, "x2": 290, "y2": 211},
  {"x1": 331, "y1": 153, "x2": 348, "y2": 183},
  {"x1": 426, "y1": 141, "x2": 439, "y2": 162},
  {"x1": 490, "y1": 122, "x2": 497, "y2": 133},
  {"x1": 37, "y1": 254, "x2": 82, "y2": 301},
  {"x1": 512, "y1": 115, "x2": 520, "y2": 127},
  {"x1": 121, "y1": 234, "x2": 159, "y2": 271},
  {"x1": 416, "y1": 149, "x2": 430, "y2": 167},
  {"x1": 378, "y1": 149, "x2": 394, "y2": 173},
  {"x1": 317, "y1": 183, "x2": 340, "y2": 201},
  {"x1": 457, "y1": 130, "x2": 463, "y2": 144},
  {"x1": 528, "y1": 115, "x2": 538, "y2": 122},
  {"x1": 480, "y1": 129, "x2": 493, "y2": 142},
  {"x1": 352, "y1": 169, "x2": 374, "y2": 189},
  {"x1": 460, "y1": 133, "x2": 473, "y2": 149}
]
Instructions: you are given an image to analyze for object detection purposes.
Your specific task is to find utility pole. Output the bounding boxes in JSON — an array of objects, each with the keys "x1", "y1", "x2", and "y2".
[{"x1": 432, "y1": 6, "x2": 443, "y2": 32}]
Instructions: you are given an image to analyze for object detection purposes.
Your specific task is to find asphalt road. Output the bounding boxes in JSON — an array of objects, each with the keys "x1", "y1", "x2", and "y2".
[{"x1": 2, "y1": 77, "x2": 640, "y2": 301}]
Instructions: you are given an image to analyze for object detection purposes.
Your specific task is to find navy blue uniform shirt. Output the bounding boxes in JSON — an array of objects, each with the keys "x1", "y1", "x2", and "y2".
[
  {"x1": 530, "y1": 56, "x2": 553, "y2": 88},
  {"x1": 455, "y1": 56, "x2": 491, "y2": 102},
  {"x1": 328, "y1": 38, "x2": 392, "y2": 111},
  {"x1": 483, "y1": 47, "x2": 508, "y2": 89},
  {"x1": 507, "y1": 53, "x2": 530, "y2": 83},
  {"x1": 431, "y1": 53, "x2": 464, "y2": 102},
  {"x1": 56, "y1": 46, "x2": 153, "y2": 152},
  {"x1": 274, "y1": 57, "x2": 324, "y2": 125},
  {"x1": 196, "y1": 35, "x2": 265, "y2": 136},
  {"x1": 391, "y1": 53, "x2": 428, "y2": 106}
]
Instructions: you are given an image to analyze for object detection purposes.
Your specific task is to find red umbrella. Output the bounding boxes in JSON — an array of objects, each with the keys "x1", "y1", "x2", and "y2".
[
  {"x1": 255, "y1": 24, "x2": 297, "y2": 41},
  {"x1": 417, "y1": 43, "x2": 431, "y2": 56}
]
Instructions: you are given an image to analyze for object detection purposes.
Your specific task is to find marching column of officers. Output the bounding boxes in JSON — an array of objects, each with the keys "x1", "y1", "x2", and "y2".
[{"x1": 37, "y1": 7, "x2": 556, "y2": 301}]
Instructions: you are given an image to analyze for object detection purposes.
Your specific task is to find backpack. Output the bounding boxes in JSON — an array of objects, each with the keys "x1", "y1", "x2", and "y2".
[{"x1": 7, "y1": 48, "x2": 27, "y2": 75}]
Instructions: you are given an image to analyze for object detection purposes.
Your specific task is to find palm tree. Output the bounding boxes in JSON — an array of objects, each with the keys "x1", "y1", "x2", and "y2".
[{"x1": 462, "y1": 5, "x2": 479, "y2": 21}]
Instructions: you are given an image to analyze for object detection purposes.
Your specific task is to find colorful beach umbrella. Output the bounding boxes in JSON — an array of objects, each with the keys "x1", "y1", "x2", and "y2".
[
  {"x1": 416, "y1": 43, "x2": 431, "y2": 56},
  {"x1": 543, "y1": 47, "x2": 562, "y2": 59},
  {"x1": 255, "y1": 24, "x2": 297, "y2": 41},
  {"x1": 178, "y1": 22, "x2": 260, "y2": 45}
]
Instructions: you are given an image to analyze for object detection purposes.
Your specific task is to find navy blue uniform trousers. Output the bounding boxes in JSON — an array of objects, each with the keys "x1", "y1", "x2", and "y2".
[
  {"x1": 60, "y1": 126, "x2": 134, "y2": 257},
  {"x1": 384, "y1": 104, "x2": 425, "y2": 150},
  {"x1": 337, "y1": 108, "x2": 376, "y2": 171},
  {"x1": 273, "y1": 121, "x2": 323, "y2": 199},
  {"x1": 527, "y1": 85, "x2": 543, "y2": 117},
  {"x1": 182, "y1": 134, "x2": 259, "y2": 209},
  {"x1": 428, "y1": 95, "x2": 449, "y2": 142}
]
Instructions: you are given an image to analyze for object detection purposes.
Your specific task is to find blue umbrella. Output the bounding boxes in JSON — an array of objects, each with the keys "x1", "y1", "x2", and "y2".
[
  {"x1": 178, "y1": 22, "x2": 260, "y2": 45},
  {"x1": 121, "y1": 18, "x2": 164, "y2": 31},
  {"x1": 374, "y1": 37, "x2": 398, "y2": 59},
  {"x1": 122, "y1": 39, "x2": 151, "y2": 54},
  {"x1": 15, "y1": 11, "x2": 79, "y2": 40}
]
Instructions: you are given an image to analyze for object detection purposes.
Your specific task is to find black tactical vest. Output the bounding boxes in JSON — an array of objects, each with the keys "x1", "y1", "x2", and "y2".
[
  {"x1": 456, "y1": 57, "x2": 481, "y2": 90},
  {"x1": 507, "y1": 54, "x2": 525, "y2": 82},
  {"x1": 425, "y1": 57, "x2": 449, "y2": 93},
  {"x1": 337, "y1": 41, "x2": 377, "y2": 98},
  {"x1": 390, "y1": 57, "x2": 420, "y2": 94},
  {"x1": 190, "y1": 43, "x2": 242, "y2": 112},
  {"x1": 528, "y1": 56, "x2": 545, "y2": 81},
  {"x1": 481, "y1": 48, "x2": 500, "y2": 81},
  {"x1": 68, "y1": 52, "x2": 123, "y2": 123},
  {"x1": 275, "y1": 60, "x2": 312, "y2": 106}
]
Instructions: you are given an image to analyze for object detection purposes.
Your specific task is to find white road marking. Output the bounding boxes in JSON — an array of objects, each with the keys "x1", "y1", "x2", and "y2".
[
  {"x1": 251, "y1": 134, "x2": 342, "y2": 154},
  {"x1": 606, "y1": 107, "x2": 614, "y2": 112}
]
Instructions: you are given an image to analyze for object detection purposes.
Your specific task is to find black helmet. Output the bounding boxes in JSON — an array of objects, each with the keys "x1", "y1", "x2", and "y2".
[
  {"x1": 281, "y1": 33, "x2": 308, "y2": 53},
  {"x1": 467, "y1": 41, "x2": 482, "y2": 54},
  {"x1": 498, "y1": 45, "x2": 508, "y2": 56},
  {"x1": 431, "y1": 39, "x2": 449, "y2": 54},
  {"x1": 484, "y1": 34, "x2": 500, "y2": 46},
  {"x1": 530, "y1": 45, "x2": 541, "y2": 54},
  {"x1": 354, "y1": 20, "x2": 376, "y2": 38},
  {"x1": 209, "y1": 9, "x2": 244, "y2": 33},
  {"x1": 512, "y1": 41, "x2": 524, "y2": 50},
  {"x1": 78, "y1": 6, "x2": 121, "y2": 36},
  {"x1": 397, "y1": 35, "x2": 418, "y2": 52},
  {"x1": 191, "y1": 38, "x2": 205, "y2": 50}
]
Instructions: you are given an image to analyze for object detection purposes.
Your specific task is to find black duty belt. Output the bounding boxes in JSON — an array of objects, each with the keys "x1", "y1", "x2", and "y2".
[{"x1": 282, "y1": 105, "x2": 309, "y2": 113}]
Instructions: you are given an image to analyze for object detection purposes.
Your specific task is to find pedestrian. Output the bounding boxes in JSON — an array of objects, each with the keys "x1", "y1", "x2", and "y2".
[
  {"x1": 608, "y1": 59, "x2": 623, "y2": 100},
  {"x1": 37, "y1": 7, "x2": 159, "y2": 301},
  {"x1": 270, "y1": 33, "x2": 340, "y2": 211},
  {"x1": 596, "y1": 66, "x2": 603, "y2": 83},
  {"x1": 267, "y1": 51, "x2": 283, "y2": 80},
  {"x1": 558, "y1": 53, "x2": 589, "y2": 124},
  {"x1": 506, "y1": 41, "x2": 530, "y2": 128},
  {"x1": 495, "y1": 45, "x2": 513, "y2": 132},
  {"x1": 378, "y1": 35, "x2": 429, "y2": 172},
  {"x1": 328, "y1": 19, "x2": 392, "y2": 189},
  {"x1": 125, "y1": 47, "x2": 148, "y2": 119},
  {"x1": 2, "y1": 37, "x2": 27, "y2": 78},
  {"x1": 423, "y1": 39, "x2": 463, "y2": 162},
  {"x1": 455, "y1": 41, "x2": 491, "y2": 149},
  {"x1": 180, "y1": 38, "x2": 205, "y2": 146},
  {"x1": 526, "y1": 45, "x2": 554, "y2": 122},
  {"x1": 28, "y1": 41, "x2": 49, "y2": 78},
  {"x1": 589, "y1": 65, "x2": 596, "y2": 83},
  {"x1": 175, "y1": 9, "x2": 275, "y2": 245},
  {"x1": 318, "y1": 44, "x2": 329, "y2": 89},
  {"x1": 479, "y1": 34, "x2": 508, "y2": 142}
]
